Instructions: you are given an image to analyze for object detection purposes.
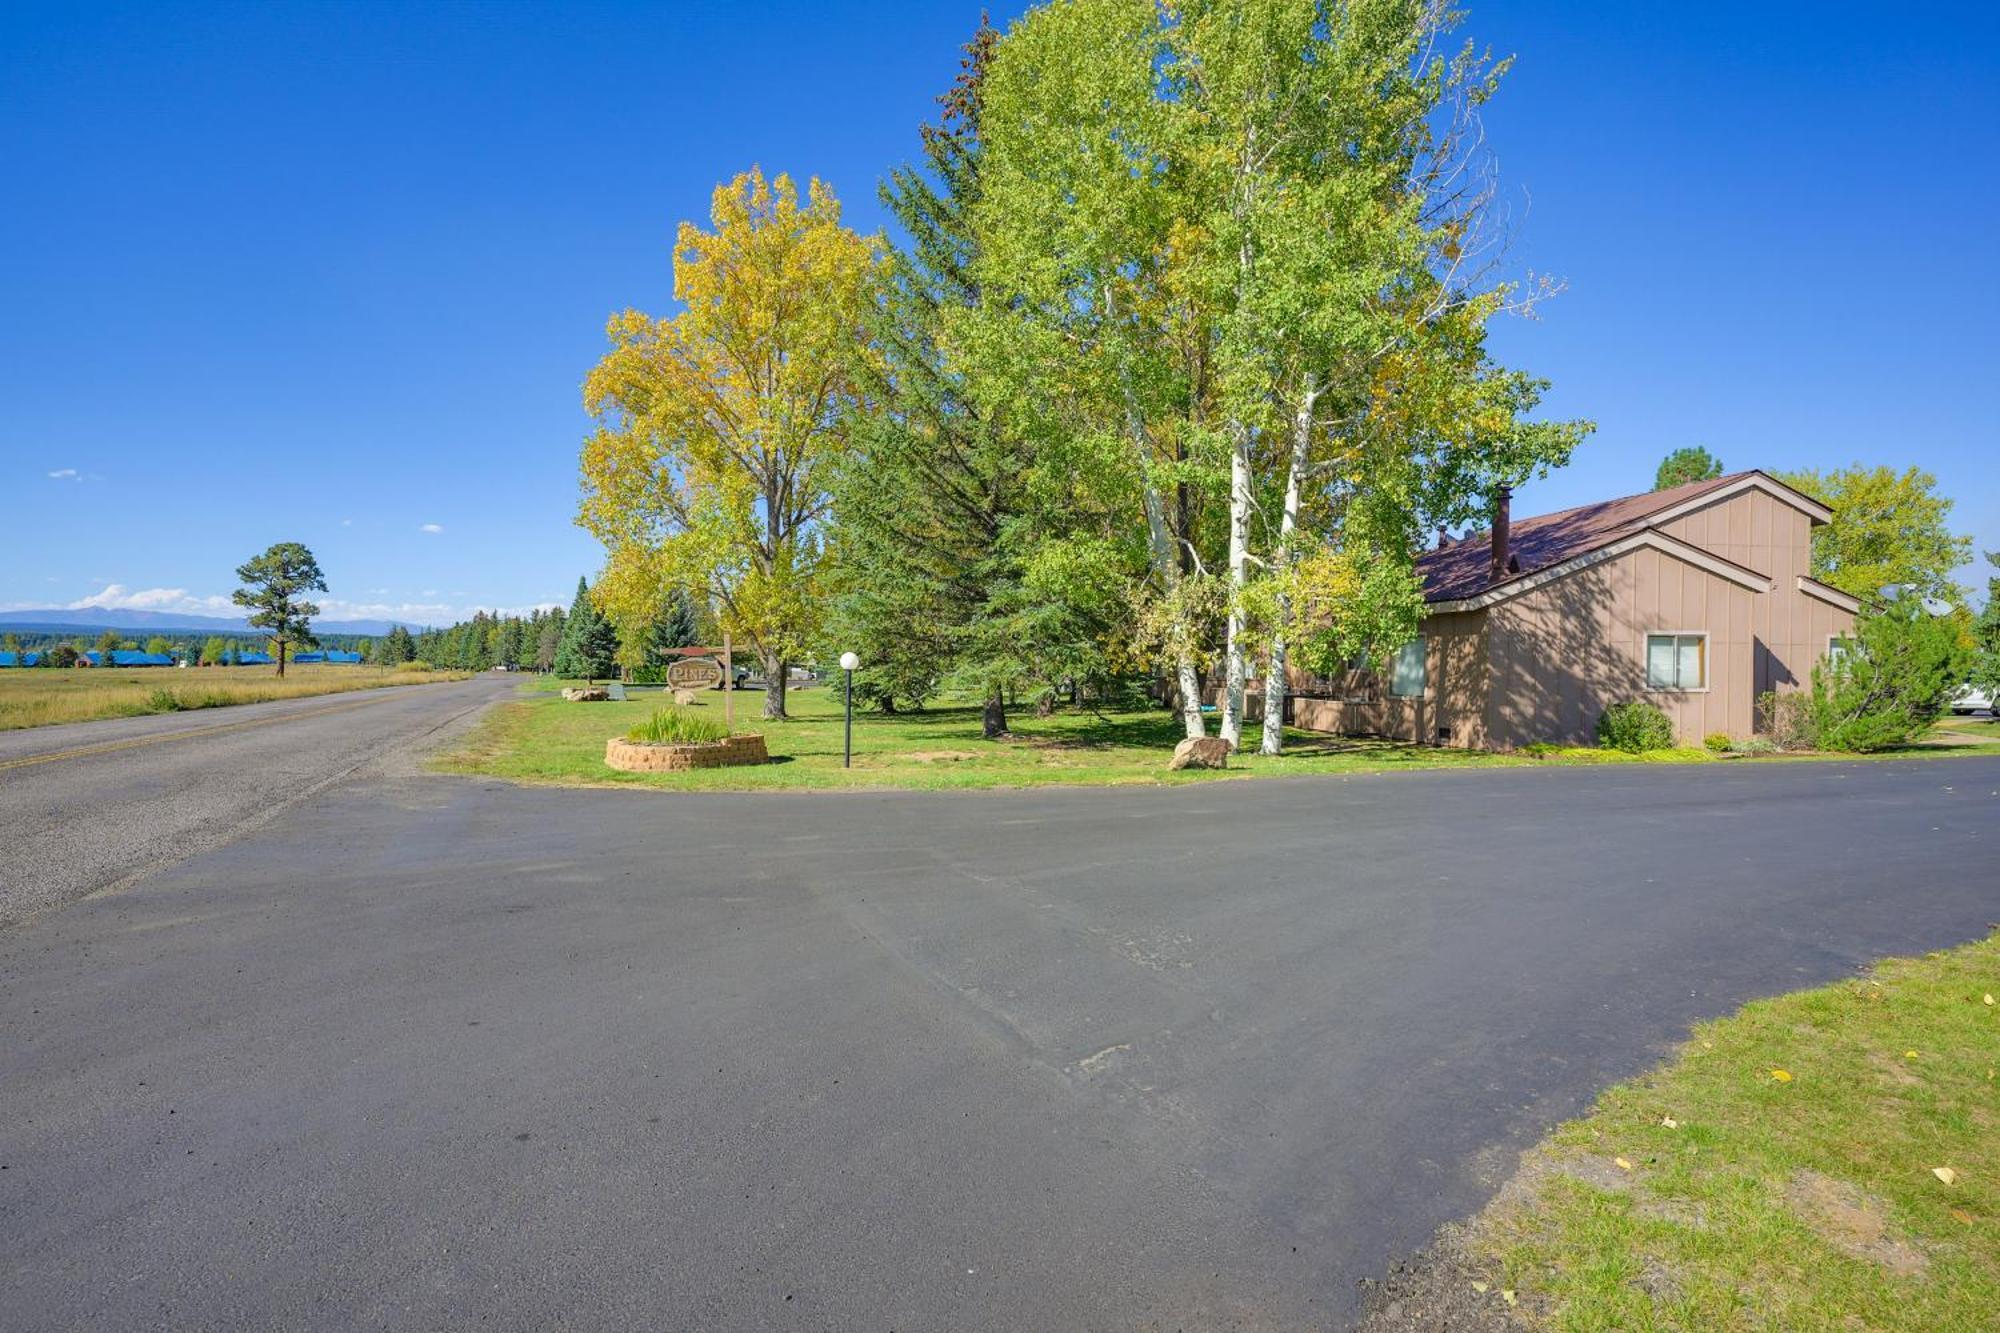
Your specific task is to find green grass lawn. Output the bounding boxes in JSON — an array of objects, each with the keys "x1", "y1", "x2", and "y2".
[
  {"x1": 1466, "y1": 933, "x2": 2000, "y2": 1331},
  {"x1": 434, "y1": 680, "x2": 2000, "y2": 793},
  {"x1": 435, "y1": 679, "x2": 1532, "y2": 791}
]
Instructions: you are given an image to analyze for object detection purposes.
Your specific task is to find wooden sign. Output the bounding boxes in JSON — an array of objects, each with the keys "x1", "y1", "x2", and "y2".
[{"x1": 667, "y1": 657, "x2": 724, "y2": 690}]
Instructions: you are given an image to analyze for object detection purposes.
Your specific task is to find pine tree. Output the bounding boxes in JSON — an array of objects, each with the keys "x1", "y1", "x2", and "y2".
[
  {"x1": 649, "y1": 587, "x2": 702, "y2": 660},
  {"x1": 824, "y1": 19, "x2": 1084, "y2": 734},
  {"x1": 553, "y1": 577, "x2": 618, "y2": 681},
  {"x1": 377, "y1": 624, "x2": 416, "y2": 665}
]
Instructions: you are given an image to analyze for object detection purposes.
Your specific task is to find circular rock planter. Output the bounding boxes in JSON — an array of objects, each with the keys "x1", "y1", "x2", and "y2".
[{"x1": 604, "y1": 734, "x2": 768, "y2": 773}]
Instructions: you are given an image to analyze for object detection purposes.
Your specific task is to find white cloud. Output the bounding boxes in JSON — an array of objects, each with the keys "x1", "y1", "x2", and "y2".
[
  {"x1": 317, "y1": 597, "x2": 457, "y2": 624},
  {"x1": 17, "y1": 583, "x2": 542, "y2": 627},
  {"x1": 341, "y1": 518, "x2": 353, "y2": 527},
  {"x1": 419, "y1": 523, "x2": 443, "y2": 534},
  {"x1": 48, "y1": 468, "x2": 80, "y2": 481},
  {"x1": 68, "y1": 585, "x2": 234, "y2": 615}
]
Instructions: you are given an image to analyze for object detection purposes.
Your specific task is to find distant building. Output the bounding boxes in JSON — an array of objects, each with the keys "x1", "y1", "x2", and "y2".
[
  {"x1": 83, "y1": 651, "x2": 177, "y2": 667},
  {"x1": 0, "y1": 651, "x2": 43, "y2": 667}
]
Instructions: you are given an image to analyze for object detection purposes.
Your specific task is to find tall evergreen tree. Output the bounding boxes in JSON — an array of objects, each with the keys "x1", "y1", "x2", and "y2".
[
  {"x1": 231, "y1": 541, "x2": 325, "y2": 676},
  {"x1": 378, "y1": 624, "x2": 416, "y2": 665},
  {"x1": 553, "y1": 577, "x2": 618, "y2": 680},
  {"x1": 651, "y1": 587, "x2": 702, "y2": 657},
  {"x1": 534, "y1": 611, "x2": 563, "y2": 672},
  {"x1": 826, "y1": 20, "x2": 1113, "y2": 734}
]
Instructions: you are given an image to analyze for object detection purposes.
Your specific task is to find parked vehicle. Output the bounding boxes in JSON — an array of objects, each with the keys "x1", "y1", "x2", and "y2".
[{"x1": 1950, "y1": 683, "x2": 1996, "y2": 715}]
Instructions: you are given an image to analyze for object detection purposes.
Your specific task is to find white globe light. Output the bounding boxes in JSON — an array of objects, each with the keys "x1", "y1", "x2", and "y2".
[{"x1": 839, "y1": 651, "x2": 860, "y2": 671}]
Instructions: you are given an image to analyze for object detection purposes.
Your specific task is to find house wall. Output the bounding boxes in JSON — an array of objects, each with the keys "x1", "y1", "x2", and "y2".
[
  {"x1": 1287, "y1": 609, "x2": 1490, "y2": 748},
  {"x1": 1655, "y1": 487, "x2": 1855, "y2": 698},
  {"x1": 1484, "y1": 546, "x2": 1759, "y2": 748}
]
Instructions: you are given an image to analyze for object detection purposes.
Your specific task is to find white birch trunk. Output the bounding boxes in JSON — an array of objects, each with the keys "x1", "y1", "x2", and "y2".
[
  {"x1": 1218, "y1": 127, "x2": 1258, "y2": 751},
  {"x1": 1260, "y1": 378, "x2": 1317, "y2": 755},
  {"x1": 1218, "y1": 425, "x2": 1251, "y2": 749}
]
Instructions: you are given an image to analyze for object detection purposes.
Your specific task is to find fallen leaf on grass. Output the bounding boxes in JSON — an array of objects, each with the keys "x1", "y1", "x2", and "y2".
[
  {"x1": 1502, "y1": 1289, "x2": 1518, "y2": 1307},
  {"x1": 1905, "y1": 1050, "x2": 1921, "y2": 1060},
  {"x1": 1933, "y1": 1167, "x2": 1959, "y2": 1186},
  {"x1": 1615, "y1": 1157, "x2": 1634, "y2": 1171},
  {"x1": 1984, "y1": 994, "x2": 1995, "y2": 1006},
  {"x1": 1950, "y1": 1208, "x2": 1976, "y2": 1226},
  {"x1": 1661, "y1": 1116, "x2": 1680, "y2": 1129},
  {"x1": 1771, "y1": 1069, "x2": 1794, "y2": 1083},
  {"x1": 1470, "y1": 1281, "x2": 1489, "y2": 1294}
]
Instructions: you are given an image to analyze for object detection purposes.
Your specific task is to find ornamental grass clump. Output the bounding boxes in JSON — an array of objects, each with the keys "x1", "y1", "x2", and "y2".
[{"x1": 625, "y1": 705, "x2": 729, "y2": 746}]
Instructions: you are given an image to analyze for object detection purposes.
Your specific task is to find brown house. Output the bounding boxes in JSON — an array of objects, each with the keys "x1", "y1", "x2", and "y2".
[{"x1": 1288, "y1": 471, "x2": 1860, "y2": 749}]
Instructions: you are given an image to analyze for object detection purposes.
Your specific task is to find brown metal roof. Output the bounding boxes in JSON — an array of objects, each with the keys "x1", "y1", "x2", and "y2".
[{"x1": 1417, "y1": 471, "x2": 1758, "y2": 603}]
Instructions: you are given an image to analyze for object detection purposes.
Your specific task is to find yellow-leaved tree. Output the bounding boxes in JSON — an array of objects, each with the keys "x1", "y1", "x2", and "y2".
[{"x1": 580, "y1": 168, "x2": 878, "y2": 718}]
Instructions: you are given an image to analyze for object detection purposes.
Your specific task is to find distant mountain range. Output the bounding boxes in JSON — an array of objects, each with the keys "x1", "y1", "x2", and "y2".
[{"x1": 0, "y1": 608, "x2": 418, "y2": 636}]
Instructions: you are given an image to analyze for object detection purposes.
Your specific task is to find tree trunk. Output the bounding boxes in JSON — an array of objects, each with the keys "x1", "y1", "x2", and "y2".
[
  {"x1": 1261, "y1": 378, "x2": 1316, "y2": 756},
  {"x1": 276, "y1": 639, "x2": 287, "y2": 678},
  {"x1": 1219, "y1": 423, "x2": 1251, "y2": 749},
  {"x1": 1218, "y1": 128, "x2": 1259, "y2": 752},
  {"x1": 761, "y1": 651, "x2": 787, "y2": 720},
  {"x1": 982, "y1": 690, "x2": 1007, "y2": 739}
]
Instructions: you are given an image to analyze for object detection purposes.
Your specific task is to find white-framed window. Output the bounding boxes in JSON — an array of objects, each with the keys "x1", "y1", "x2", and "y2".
[
  {"x1": 1645, "y1": 632, "x2": 1707, "y2": 691},
  {"x1": 1389, "y1": 636, "x2": 1427, "y2": 698},
  {"x1": 1827, "y1": 634, "x2": 1857, "y2": 666}
]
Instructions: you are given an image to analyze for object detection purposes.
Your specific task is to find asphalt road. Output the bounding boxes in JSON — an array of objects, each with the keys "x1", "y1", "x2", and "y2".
[
  {"x1": 0, "y1": 674, "x2": 513, "y2": 928},
  {"x1": 1, "y1": 699, "x2": 1996, "y2": 1330}
]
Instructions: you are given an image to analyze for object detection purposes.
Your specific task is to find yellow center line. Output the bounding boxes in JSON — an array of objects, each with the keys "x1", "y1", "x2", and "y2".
[{"x1": 0, "y1": 693, "x2": 402, "y2": 773}]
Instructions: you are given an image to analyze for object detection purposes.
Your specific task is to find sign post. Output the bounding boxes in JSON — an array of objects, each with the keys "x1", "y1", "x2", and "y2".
[{"x1": 723, "y1": 631, "x2": 733, "y2": 730}]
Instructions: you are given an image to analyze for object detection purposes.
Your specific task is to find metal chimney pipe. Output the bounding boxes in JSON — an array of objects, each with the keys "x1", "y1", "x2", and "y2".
[{"x1": 1489, "y1": 486, "x2": 1512, "y2": 584}]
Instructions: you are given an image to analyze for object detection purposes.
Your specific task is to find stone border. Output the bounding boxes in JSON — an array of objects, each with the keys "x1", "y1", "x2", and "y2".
[{"x1": 604, "y1": 734, "x2": 768, "y2": 773}]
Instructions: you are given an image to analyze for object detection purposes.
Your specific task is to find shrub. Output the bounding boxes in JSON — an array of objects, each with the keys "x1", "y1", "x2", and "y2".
[
  {"x1": 625, "y1": 706, "x2": 730, "y2": 746},
  {"x1": 1756, "y1": 690, "x2": 1818, "y2": 751},
  {"x1": 146, "y1": 688, "x2": 186, "y2": 713},
  {"x1": 1703, "y1": 731, "x2": 1732, "y2": 753},
  {"x1": 1596, "y1": 700, "x2": 1676, "y2": 753},
  {"x1": 629, "y1": 665, "x2": 668, "y2": 685},
  {"x1": 1520, "y1": 742, "x2": 1562, "y2": 758},
  {"x1": 1728, "y1": 735, "x2": 1780, "y2": 755},
  {"x1": 1809, "y1": 600, "x2": 1965, "y2": 752}
]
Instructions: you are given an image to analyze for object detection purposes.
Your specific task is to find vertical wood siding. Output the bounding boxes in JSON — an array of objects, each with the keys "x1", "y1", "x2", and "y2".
[
  {"x1": 1484, "y1": 548, "x2": 1759, "y2": 748},
  {"x1": 1658, "y1": 490, "x2": 1855, "y2": 700}
]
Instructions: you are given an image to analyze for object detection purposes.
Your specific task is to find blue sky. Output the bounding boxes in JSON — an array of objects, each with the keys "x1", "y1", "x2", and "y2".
[{"x1": 3, "y1": 2, "x2": 1995, "y2": 624}]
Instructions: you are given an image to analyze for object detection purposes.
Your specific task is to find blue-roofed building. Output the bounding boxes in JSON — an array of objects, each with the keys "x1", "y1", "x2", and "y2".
[
  {"x1": 236, "y1": 652, "x2": 274, "y2": 665},
  {"x1": 291, "y1": 650, "x2": 363, "y2": 664},
  {"x1": 0, "y1": 651, "x2": 44, "y2": 667},
  {"x1": 84, "y1": 650, "x2": 177, "y2": 667}
]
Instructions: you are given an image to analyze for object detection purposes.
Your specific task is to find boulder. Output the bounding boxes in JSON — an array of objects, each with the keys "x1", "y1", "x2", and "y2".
[
  {"x1": 672, "y1": 688, "x2": 699, "y2": 707},
  {"x1": 1168, "y1": 736, "x2": 1233, "y2": 771},
  {"x1": 562, "y1": 686, "x2": 610, "y2": 702}
]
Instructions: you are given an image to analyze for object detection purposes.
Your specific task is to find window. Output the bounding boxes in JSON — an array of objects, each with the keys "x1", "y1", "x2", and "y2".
[
  {"x1": 1827, "y1": 635, "x2": 1856, "y2": 666},
  {"x1": 1389, "y1": 636, "x2": 1427, "y2": 698},
  {"x1": 1645, "y1": 633, "x2": 1706, "y2": 690}
]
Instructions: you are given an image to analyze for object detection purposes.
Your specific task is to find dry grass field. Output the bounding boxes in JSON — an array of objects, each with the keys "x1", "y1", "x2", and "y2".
[{"x1": 0, "y1": 664, "x2": 469, "y2": 730}]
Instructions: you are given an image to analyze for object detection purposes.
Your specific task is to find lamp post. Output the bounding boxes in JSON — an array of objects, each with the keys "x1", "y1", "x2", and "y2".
[{"x1": 839, "y1": 651, "x2": 860, "y2": 768}]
